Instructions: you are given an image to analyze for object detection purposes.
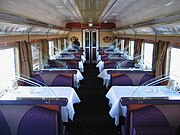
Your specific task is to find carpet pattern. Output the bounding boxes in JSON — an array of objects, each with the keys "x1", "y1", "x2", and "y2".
[{"x1": 66, "y1": 63, "x2": 120, "y2": 135}]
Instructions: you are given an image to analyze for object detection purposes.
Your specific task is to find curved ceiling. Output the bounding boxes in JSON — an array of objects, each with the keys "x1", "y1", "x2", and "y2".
[
  {"x1": 101, "y1": 0, "x2": 180, "y2": 28},
  {"x1": 74, "y1": 0, "x2": 109, "y2": 23},
  {"x1": 0, "y1": 22, "x2": 69, "y2": 35},
  {"x1": 0, "y1": 0, "x2": 180, "y2": 29},
  {"x1": 114, "y1": 21, "x2": 180, "y2": 35}
]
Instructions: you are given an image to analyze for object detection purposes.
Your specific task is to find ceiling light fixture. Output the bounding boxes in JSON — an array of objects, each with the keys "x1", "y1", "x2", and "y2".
[
  {"x1": 88, "y1": 18, "x2": 93, "y2": 27},
  {"x1": 88, "y1": 23, "x2": 93, "y2": 27}
]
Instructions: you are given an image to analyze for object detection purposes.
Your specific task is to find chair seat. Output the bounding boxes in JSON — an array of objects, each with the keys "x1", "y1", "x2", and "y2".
[{"x1": 133, "y1": 126, "x2": 174, "y2": 135}]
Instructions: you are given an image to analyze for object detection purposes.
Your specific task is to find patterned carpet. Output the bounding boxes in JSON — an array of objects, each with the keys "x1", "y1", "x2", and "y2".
[{"x1": 66, "y1": 63, "x2": 120, "y2": 135}]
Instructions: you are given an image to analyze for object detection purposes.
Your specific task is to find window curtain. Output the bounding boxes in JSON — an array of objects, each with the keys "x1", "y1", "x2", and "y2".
[
  {"x1": 27, "y1": 43, "x2": 33, "y2": 73},
  {"x1": 134, "y1": 39, "x2": 143, "y2": 56},
  {"x1": 19, "y1": 41, "x2": 31, "y2": 77},
  {"x1": 155, "y1": 41, "x2": 169, "y2": 77},
  {"x1": 41, "y1": 39, "x2": 49, "y2": 64}
]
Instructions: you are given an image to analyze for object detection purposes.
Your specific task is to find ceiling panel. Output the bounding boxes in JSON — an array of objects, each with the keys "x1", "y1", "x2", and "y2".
[
  {"x1": 74, "y1": 0, "x2": 109, "y2": 23},
  {"x1": 0, "y1": 0, "x2": 179, "y2": 29},
  {"x1": 0, "y1": 0, "x2": 83, "y2": 27},
  {"x1": 100, "y1": 0, "x2": 180, "y2": 28}
]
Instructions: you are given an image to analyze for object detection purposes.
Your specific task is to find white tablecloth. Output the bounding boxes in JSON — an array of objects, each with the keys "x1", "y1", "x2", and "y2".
[
  {"x1": 96, "y1": 54, "x2": 101, "y2": 62},
  {"x1": 96, "y1": 60, "x2": 104, "y2": 72},
  {"x1": 106, "y1": 86, "x2": 180, "y2": 126},
  {"x1": 78, "y1": 61, "x2": 84, "y2": 72},
  {"x1": 81, "y1": 55, "x2": 86, "y2": 63},
  {"x1": 74, "y1": 69, "x2": 84, "y2": 88},
  {"x1": 1, "y1": 86, "x2": 81, "y2": 122},
  {"x1": 97, "y1": 69, "x2": 110, "y2": 88}
]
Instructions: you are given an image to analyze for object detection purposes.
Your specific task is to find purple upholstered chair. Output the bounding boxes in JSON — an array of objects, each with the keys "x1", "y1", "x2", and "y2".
[
  {"x1": 125, "y1": 61, "x2": 134, "y2": 68},
  {"x1": 112, "y1": 74, "x2": 133, "y2": 86},
  {"x1": 17, "y1": 106, "x2": 59, "y2": 135},
  {"x1": 101, "y1": 54, "x2": 108, "y2": 61},
  {"x1": 48, "y1": 60, "x2": 65, "y2": 68},
  {"x1": 31, "y1": 74, "x2": 46, "y2": 86},
  {"x1": 0, "y1": 111, "x2": 11, "y2": 135},
  {"x1": 22, "y1": 74, "x2": 45, "y2": 86},
  {"x1": 66, "y1": 61, "x2": 78, "y2": 69},
  {"x1": 104, "y1": 61, "x2": 117, "y2": 69},
  {"x1": 130, "y1": 106, "x2": 174, "y2": 135},
  {"x1": 133, "y1": 127, "x2": 174, "y2": 135},
  {"x1": 51, "y1": 74, "x2": 73, "y2": 87},
  {"x1": 139, "y1": 73, "x2": 155, "y2": 85}
]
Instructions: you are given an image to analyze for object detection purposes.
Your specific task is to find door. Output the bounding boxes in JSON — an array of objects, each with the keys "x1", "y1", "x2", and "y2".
[{"x1": 83, "y1": 29, "x2": 99, "y2": 63}]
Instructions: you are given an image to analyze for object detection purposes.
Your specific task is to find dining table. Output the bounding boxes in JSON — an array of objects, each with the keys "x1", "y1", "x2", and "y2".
[
  {"x1": 106, "y1": 85, "x2": 180, "y2": 126},
  {"x1": 0, "y1": 86, "x2": 81, "y2": 122}
]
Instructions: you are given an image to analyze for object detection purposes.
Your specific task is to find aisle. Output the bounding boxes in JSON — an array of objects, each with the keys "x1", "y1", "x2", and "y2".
[{"x1": 66, "y1": 63, "x2": 119, "y2": 135}]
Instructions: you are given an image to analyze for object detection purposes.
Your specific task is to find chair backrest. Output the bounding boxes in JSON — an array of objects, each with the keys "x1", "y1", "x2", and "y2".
[
  {"x1": 125, "y1": 61, "x2": 134, "y2": 68},
  {"x1": 139, "y1": 73, "x2": 155, "y2": 85},
  {"x1": 30, "y1": 74, "x2": 46, "y2": 86},
  {"x1": 51, "y1": 73, "x2": 73, "y2": 87},
  {"x1": 66, "y1": 61, "x2": 78, "y2": 69},
  {"x1": 109, "y1": 70, "x2": 155, "y2": 86},
  {"x1": 104, "y1": 61, "x2": 117, "y2": 69},
  {"x1": 130, "y1": 106, "x2": 169, "y2": 135},
  {"x1": 101, "y1": 54, "x2": 108, "y2": 61},
  {"x1": 0, "y1": 110, "x2": 11, "y2": 135},
  {"x1": 17, "y1": 106, "x2": 59, "y2": 135},
  {"x1": 30, "y1": 70, "x2": 75, "y2": 87},
  {"x1": 112, "y1": 74, "x2": 133, "y2": 86}
]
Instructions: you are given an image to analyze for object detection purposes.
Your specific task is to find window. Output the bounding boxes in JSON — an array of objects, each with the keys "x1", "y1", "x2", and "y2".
[
  {"x1": 120, "y1": 39, "x2": 125, "y2": 51},
  {"x1": 0, "y1": 47, "x2": 18, "y2": 90},
  {"x1": 31, "y1": 43, "x2": 40, "y2": 70},
  {"x1": 142, "y1": 43, "x2": 154, "y2": 69},
  {"x1": 169, "y1": 47, "x2": 180, "y2": 83},
  {"x1": 49, "y1": 41, "x2": 55, "y2": 59},
  {"x1": 129, "y1": 40, "x2": 134, "y2": 58},
  {"x1": 85, "y1": 32, "x2": 90, "y2": 47}
]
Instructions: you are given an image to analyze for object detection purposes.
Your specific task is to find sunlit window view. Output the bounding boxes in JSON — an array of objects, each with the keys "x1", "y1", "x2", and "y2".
[
  {"x1": 169, "y1": 47, "x2": 180, "y2": 83},
  {"x1": 143, "y1": 43, "x2": 154, "y2": 69},
  {"x1": 0, "y1": 48, "x2": 16, "y2": 88},
  {"x1": 129, "y1": 41, "x2": 134, "y2": 58},
  {"x1": 120, "y1": 39, "x2": 124, "y2": 51},
  {"x1": 49, "y1": 41, "x2": 55, "y2": 59},
  {"x1": 31, "y1": 44, "x2": 40, "y2": 70}
]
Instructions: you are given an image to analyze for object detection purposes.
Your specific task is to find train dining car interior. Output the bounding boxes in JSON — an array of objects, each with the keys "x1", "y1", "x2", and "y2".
[{"x1": 0, "y1": 0, "x2": 180, "y2": 135}]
